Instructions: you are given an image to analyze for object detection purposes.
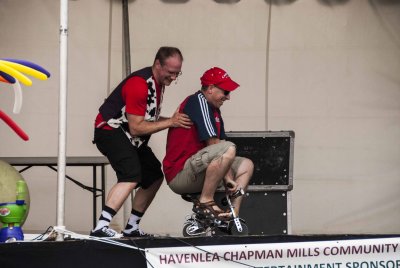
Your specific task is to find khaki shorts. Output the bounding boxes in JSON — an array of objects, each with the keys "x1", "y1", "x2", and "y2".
[{"x1": 168, "y1": 141, "x2": 245, "y2": 194}]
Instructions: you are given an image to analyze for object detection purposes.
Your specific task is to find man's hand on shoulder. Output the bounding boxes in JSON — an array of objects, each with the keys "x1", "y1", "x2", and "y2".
[{"x1": 170, "y1": 107, "x2": 192, "y2": 129}]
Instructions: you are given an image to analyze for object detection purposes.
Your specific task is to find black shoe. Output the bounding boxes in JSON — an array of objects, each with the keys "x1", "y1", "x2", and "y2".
[
  {"x1": 122, "y1": 229, "x2": 153, "y2": 238},
  {"x1": 90, "y1": 227, "x2": 122, "y2": 238}
]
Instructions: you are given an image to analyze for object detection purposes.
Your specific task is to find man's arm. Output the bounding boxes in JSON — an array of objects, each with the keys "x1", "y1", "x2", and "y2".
[{"x1": 127, "y1": 108, "x2": 192, "y2": 136}]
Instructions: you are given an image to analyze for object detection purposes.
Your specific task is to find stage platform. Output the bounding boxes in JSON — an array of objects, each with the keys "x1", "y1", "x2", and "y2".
[{"x1": 1, "y1": 234, "x2": 399, "y2": 268}]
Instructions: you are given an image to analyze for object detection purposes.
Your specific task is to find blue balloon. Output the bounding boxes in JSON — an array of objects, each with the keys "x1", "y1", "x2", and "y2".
[
  {"x1": 1, "y1": 58, "x2": 51, "y2": 78},
  {"x1": 0, "y1": 71, "x2": 16, "y2": 83}
]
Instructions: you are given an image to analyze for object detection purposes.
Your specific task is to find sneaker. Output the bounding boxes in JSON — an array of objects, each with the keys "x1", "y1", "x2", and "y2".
[
  {"x1": 122, "y1": 229, "x2": 153, "y2": 238},
  {"x1": 90, "y1": 227, "x2": 122, "y2": 238}
]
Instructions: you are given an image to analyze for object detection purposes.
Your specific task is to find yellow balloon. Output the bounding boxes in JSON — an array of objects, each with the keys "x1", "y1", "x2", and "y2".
[
  {"x1": 0, "y1": 60, "x2": 48, "y2": 81},
  {"x1": 0, "y1": 62, "x2": 32, "y2": 86}
]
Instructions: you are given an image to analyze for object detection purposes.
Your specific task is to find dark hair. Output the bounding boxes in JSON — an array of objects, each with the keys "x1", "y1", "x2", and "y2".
[{"x1": 154, "y1": 46, "x2": 183, "y2": 65}]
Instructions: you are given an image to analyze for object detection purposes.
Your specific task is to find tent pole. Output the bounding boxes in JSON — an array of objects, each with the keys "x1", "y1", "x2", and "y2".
[
  {"x1": 122, "y1": 0, "x2": 134, "y2": 225},
  {"x1": 122, "y1": 0, "x2": 131, "y2": 76},
  {"x1": 56, "y1": 0, "x2": 68, "y2": 241}
]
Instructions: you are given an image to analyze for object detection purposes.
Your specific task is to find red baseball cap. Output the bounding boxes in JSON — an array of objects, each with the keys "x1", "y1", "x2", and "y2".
[{"x1": 200, "y1": 67, "x2": 239, "y2": 92}]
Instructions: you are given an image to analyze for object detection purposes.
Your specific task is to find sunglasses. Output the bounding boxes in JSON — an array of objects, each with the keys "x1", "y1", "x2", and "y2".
[{"x1": 213, "y1": 85, "x2": 230, "y2": 96}]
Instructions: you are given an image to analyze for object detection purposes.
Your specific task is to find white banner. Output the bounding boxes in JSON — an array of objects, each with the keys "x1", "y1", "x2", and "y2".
[{"x1": 145, "y1": 237, "x2": 400, "y2": 268}]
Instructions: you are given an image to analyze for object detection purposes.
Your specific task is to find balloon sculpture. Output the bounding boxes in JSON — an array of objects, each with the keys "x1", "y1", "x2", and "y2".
[
  {"x1": 0, "y1": 58, "x2": 50, "y2": 141},
  {"x1": 0, "y1": 59, "x2": 50, "y2": 242},
  {"x1": 0, "y1": 160, "x2": 30, "y2": 243}
]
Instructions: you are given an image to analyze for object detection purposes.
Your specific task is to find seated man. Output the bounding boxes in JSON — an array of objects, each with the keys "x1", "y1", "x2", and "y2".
[{"x1": 163, "y1": 67, "x2": 254, "y2": 220}]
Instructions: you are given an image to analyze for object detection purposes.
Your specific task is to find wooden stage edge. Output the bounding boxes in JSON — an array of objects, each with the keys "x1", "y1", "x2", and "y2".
[{"x1": 1, "y1": 234, "x2": 400, "y2": 268}]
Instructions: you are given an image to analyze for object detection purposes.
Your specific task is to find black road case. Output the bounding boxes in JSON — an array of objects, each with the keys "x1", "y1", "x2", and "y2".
[{"x1": 224, "y1": 131, "x2": 295, "y2": 235}]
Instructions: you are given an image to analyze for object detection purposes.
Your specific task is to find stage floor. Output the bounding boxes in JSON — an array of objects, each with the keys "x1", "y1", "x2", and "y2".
[{"x1": 1, "y1": 234, "x2": 400, "y2": 268}]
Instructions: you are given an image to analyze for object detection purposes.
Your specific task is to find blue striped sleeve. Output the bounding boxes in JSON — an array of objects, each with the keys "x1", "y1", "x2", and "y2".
[{"x1": 184, "y1": 93, "x2": 217, "y2": 141}]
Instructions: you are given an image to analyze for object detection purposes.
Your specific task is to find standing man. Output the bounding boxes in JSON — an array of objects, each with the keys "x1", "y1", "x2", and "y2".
[
  {"x1": 91, "y1": 47, "x2": 192, "y2": 238},
  {"x1": 163, "y1": 67, "x2": 253, "y2": 221}
]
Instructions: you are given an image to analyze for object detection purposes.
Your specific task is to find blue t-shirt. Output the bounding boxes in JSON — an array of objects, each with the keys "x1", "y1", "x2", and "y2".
[{"x1": 183, "y1": 91, "x2": 226, "y2": 141}]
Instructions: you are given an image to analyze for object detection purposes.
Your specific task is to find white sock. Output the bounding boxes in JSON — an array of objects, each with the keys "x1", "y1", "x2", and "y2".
[
  {"x1": 93, "y1": 206, "x2": 115, "y2": 231},
  {"x1": 124, "y1": 210, "x2": 143, "y2": 233}
]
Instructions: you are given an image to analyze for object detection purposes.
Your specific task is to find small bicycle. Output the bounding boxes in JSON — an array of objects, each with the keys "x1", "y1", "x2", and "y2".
[{"x1": 181, "y1": 188, "x2": 249, "y2": 237}]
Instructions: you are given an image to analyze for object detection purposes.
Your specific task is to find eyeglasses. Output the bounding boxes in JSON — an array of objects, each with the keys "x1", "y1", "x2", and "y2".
[
  {"x1": 167, "y1": 70, "x2": 182, "y2": 77},
  {"x1": 162, "y1": 65, "x2": 182, "y2": 77}
]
